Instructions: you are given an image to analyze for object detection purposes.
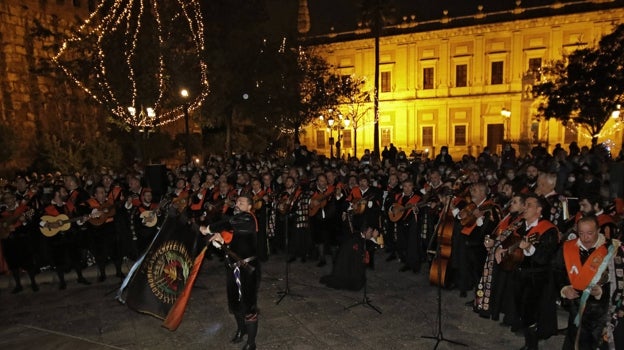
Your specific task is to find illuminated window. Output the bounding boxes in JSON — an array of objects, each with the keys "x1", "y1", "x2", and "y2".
[
  {"x1": 529, "y1": 58, "x2": 542, "y2": 80},
  {"x1": 423, "y1": 67, "x2": 434, "y2": 89},
  {"x1": 564, "y1": 124, "x2": 577, "y2": 144},
  {"x1": 316, "y1": 130, "x2": 326, "y2": 148},
  {"x1": 456, "y1": 64, "x2": 467, "y2": 87},
  {"x1": 455, "y1": 125, "x2": 466, "y2": 146},
  {"x1": 491, "y1": 61, "x2": 504, "y2": 85},
  {"x1": 422, "y1": 126, "x2": 433, "y2": 147},
  {"x1": 381, "y1": 128, "x2": 391, "y2": 147},
  {"x1": 342, "y1": 130, "x2": 352, "y2": 148},
  {"x1": 381, "y1": 71, "x2": 391, "y2": 92}
]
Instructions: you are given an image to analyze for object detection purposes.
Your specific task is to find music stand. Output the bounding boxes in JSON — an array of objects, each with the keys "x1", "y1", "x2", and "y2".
[
  {"x1": 276, "y1": 213, "x2": 304, "y2": 304},
  {"x1": 344, "y1": 225, "x2": 381, "y2": 314},
  {"x1": 421, "y1": 195, "x2": 467, "y2": 349}
]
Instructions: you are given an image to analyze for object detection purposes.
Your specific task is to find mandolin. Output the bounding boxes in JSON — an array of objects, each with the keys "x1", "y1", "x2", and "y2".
[{"x1": 139, "y1": 210, "x2": 158, "y2": 228}]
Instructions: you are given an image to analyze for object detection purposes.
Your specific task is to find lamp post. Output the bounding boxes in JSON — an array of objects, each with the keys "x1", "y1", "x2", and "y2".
[
  {"x1": 328, "y1": 115, "x2": 335, "y2": 159},
  {"x1": 501, "y1": 107, "x2": 511, "y2": 140},
  {"x1": 336, "y1": 114, "x2": 350, "y2": 160},
  {"x1": 128, "y1": 106, "x2": 142, "y2": 159},
  {"x1": 180, "y1": 88, "x2": 190, "y2": 165}
]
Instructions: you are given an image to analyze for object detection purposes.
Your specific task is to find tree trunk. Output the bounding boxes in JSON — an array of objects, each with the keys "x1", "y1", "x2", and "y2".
[
  {"x1": 353, "y1": 127, "x2": 358, "y2": 159},
  {"x1": 591, "y1": 135, "x2": 598, "y2": 148},
  {"x1": 294, "y1": 124, "x2": 301, "y2": 145},
  {"x1": 225, "y1": 106, "x2": 233, "y2": 156}
]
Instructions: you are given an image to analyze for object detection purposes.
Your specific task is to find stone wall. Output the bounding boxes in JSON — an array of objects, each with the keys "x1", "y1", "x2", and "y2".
[{"x1": 0, "y1": 0, "x2": 98, "y2": 173}]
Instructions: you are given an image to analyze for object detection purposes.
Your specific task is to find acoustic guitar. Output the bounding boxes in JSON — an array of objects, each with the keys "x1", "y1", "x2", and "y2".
[
  {"x1": 499, "y1": 233, "x2": 539, "y2": 271},
  {"x1": 308, "y1": 190, "x2": 334, "y2": 217},
  {"x1": 0, "y1": 209, "x2": 34, "y2": 239},
  {"x1": 204, "y1": 197, "x2": 235, "y2": 218},
  {"x1": 352, "y1": 194, "x2": 376, "y2": 215},
  {"x1": 88, "y1": 203, "x2": 116, "y2": 226},
  {"x1": 388, "y1": 201, "x2": 429, "y2": 222},
  {"x1": 40, "y1": 214, "x2": 89, "y2": 237}
]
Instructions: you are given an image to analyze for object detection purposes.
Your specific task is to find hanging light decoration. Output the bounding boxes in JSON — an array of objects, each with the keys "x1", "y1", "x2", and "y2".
[{"x1": 53, "y1": 0, "x2": 210, "y2": 127}]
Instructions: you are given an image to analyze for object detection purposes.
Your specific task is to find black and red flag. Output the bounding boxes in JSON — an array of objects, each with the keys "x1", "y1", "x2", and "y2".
[{"x1": 116, "y1": 211, "x2": 206, "y2": 330}]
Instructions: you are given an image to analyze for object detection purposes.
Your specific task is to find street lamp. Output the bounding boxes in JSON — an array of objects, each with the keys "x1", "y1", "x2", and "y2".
[
  {"x1": 180, "y1": 88, "x2": 190, "y2": 165},
  {"x1": 501, "y1": 107, "x2": 511, "y2": 140},
  {"x1": 611, "y1": 104, "x2": 621, "y2": 120}
]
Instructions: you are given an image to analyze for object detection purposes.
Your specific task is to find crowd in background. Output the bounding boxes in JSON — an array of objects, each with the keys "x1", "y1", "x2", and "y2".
[{"x1": 1, "y1": 140, "x2": 624, "y2": 349}]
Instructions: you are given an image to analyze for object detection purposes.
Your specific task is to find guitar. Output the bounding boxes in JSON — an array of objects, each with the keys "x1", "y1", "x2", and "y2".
[
  {"x1": 499, "y1": 233, "x2": 539, "y2": 271},
  {"x1": 353, "y1": 194, "x2": 377, "y2": 215},
  {"x1": 204, "y1": 196, "x2": 236, "y2": 217},
  {"x1": 88, "y1": 203, "x2": 116, "y2": 226},
  {"x1": 171, "y1": 192, "x2": 189, "y2": 213},
  {"x1": 388, "y1": 201, "x2": 429, "y2": 222},
  {"x1": 0, "y1": 209, "x2": 34, "y2": 239},
  {"x1": 308, "y1": 189, "x2": 335, "y2": 217},
  {"x1": 277, "y1": 190, "x2": 299, "y2": 215},
  {"x1": 40, "y1": 214, "x2": 90, "y2": 237}
]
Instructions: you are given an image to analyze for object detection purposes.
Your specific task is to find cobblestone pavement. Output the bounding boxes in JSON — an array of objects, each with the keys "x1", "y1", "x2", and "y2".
[{"x1": 0, "y1": 252, "x2": 566, "y2": 350}]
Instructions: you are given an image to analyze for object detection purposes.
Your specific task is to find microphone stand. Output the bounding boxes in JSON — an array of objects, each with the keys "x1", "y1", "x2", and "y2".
[
  {"x1": 421, "y1": 194, "x2": 467, "y2": 349},
  {"x1": 276, "y1": 212, "x2": 304, "y2": 304},
  {"x1": 344, "y1": 211, "x2": 381, "y2": 314}
]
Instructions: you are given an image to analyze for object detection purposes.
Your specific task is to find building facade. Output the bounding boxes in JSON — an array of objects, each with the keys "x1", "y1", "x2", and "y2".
[
  {"x1": 299, "y1": 1, "x2": 624, "y2": 159},
  {"x1": 0, "y1": 0, "x2": 99, "y2": 172}
]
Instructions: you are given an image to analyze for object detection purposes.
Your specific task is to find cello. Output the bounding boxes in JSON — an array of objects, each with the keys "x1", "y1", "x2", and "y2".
[{"x1": 428, "y1": 195, "x2": 454, "y2": 287}]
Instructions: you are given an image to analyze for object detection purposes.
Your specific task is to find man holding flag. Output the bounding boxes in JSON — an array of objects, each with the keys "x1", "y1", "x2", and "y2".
[{"x1": 200, "y1": 194, "x2": 260, "y2": 350}]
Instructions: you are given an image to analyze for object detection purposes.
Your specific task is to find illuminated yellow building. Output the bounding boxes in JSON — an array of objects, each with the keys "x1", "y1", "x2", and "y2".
[{"x1": 298, "y1": 0, "x2": 624, "y2": 159}]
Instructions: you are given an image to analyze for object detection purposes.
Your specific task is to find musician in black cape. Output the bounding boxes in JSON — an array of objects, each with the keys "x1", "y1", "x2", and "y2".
[
  {"x1": 200, "y1": 194, "x2": 260, "y2": 350},
  {"x1": 320, "y1": 223, "x2": 380, "y2": 291}
]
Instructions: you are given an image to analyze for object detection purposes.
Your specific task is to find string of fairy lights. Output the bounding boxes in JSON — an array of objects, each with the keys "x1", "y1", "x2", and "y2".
[{"x1": 53, "y1": 0, "x2": 210, "y2": 128}]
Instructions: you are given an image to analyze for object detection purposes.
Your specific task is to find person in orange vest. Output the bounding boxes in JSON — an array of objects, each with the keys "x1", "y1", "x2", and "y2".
[
  {"x1": 40, "y1": 185, "x2": 91, "y2": 289},
  {"x1": 552, "y1": 215, "x2": 615, "y2": 350},
  {"x1": 134, "y1": 188, "x2": 160, "y2": 255},
  {"x1": 0, "y1": 192, "x2": 38, "y2": 293},
  {"x1": 88, "y1": 184, "x2": 124, "y2": 282},
  {"x1": 391, "y1": 179, "x2": 422, "y2": 273},
  {"x1": 451, "y1": 182, "x2": 501, "y2": 298}
]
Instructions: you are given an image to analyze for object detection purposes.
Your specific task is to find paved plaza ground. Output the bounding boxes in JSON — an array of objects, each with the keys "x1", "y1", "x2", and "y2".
[{"x1": 0, "y1": 252, "x2": 566, "y2": 350}]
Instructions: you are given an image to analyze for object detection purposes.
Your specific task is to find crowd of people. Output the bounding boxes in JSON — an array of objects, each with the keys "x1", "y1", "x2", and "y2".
[{"x1": 1, "y1": 140, "x2": 624, "y2": 350}]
